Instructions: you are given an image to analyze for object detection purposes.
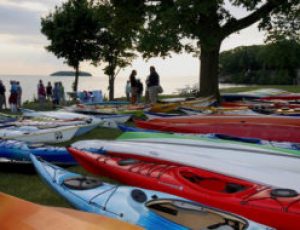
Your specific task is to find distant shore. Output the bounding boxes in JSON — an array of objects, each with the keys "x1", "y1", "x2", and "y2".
[{"x1": 50, "y1": 71, "x2": 92, "y2": 77}]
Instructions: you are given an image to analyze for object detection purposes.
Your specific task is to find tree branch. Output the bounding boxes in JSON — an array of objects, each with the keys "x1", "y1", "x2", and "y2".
[{"x1": 221, "y1": 0, "x2": 287, "y2": 38}]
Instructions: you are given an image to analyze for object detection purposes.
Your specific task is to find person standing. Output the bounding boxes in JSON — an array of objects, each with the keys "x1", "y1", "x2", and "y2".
[
  {"x1": 125, "y1": 80, "x2": 131, "y2": 102},
  {"x1": 16, "y1": 81, "x2": 22, "y2": 109},
  {"x1": 37, "y1": 80, "x2": 46, "y2": 109},
  {"x1": 46, "y1": 82, "x2": 53, "y2": 101},
  {"x1": 136, "y1": 79, "x2": 144, "y2": 103},
  {"x1": 59, "y1": 82, "x2": 65, "y2": 105},
  {"x1": 0, "y1": 81, "x2": 6, "y2": 110},
  {"x1": 147, "y1": 66, "x2": 160, "y2": 104},
  {"x1": 9, "y1": 81, "x2": 18, "y2": 113},
  {"x1": 130, "y1": 70, "x2": 138, "y2": 104},
  {"x1": 52, "y1": 82, "x2": 60, "y2": 109}
]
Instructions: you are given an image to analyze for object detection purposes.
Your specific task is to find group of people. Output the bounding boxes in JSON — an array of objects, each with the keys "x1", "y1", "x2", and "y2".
[
  {"x1": 126, "y1": 66, "x2": 162, "y2": 104},
  {"x1": 37, "y1": 80, "x2": 65, "y2": 109},
  {"x1": 0, "y1": 80, "x2": 23, "y2": 113}
]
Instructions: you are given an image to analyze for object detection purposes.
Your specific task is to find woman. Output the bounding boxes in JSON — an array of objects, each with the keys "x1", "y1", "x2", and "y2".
[
  {"x1": 9, "y1": 81, "x2": 18, "y2": 113},
  {"x1": 46, "y1": 82, "x2": 53, "y2": 101},
  {"x1": 37, "y1": 80, "x2": 46, "y2": 109},
  {"x1": 129, "y1": 70, "x2": 138, "y2": 104}
]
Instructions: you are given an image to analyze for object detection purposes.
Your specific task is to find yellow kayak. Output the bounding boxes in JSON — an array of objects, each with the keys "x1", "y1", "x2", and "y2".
[
  {"x1": 0, "y1": 192, "x2": 141, "y2": 230},
  {"x1": 150, "y1": 96, "x2": 216, "y2": 112}
]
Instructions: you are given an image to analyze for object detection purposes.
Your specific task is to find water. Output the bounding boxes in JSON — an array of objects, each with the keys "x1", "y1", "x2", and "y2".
[{"x1": 0, "y1": 74, "x2": 236, "y2": 102}]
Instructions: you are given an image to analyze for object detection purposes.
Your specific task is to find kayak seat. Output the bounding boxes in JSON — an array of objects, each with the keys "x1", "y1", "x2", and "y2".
[
  {"x1": 181, "y1": 171, "x2": 246, "y2": 193},
  {"x1": 63, "y1": 176, "x2": 103, "y2": 190},
  {"x1": 224, "y1": 183, "x2": 246, "y2": 194}
]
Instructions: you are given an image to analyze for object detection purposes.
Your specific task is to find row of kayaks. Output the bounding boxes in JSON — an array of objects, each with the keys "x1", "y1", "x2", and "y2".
[
  {"x1": 3, "y1": 90, "x2": 300, "y2": 229},
  {"x1": 0, "y1": 109, "x2": 132, "y2": 144},
  {"x1": 21, "y1": 155, "x2": 272, "y2": 230},
  {"x1": 5, "y1": 130, "x2": 300, "y2": 229}
]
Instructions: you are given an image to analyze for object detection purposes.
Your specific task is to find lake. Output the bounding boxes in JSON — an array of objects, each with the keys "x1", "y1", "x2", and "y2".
[{"x1": 0, "y1": 74, "x2": 236, "y2": 102}]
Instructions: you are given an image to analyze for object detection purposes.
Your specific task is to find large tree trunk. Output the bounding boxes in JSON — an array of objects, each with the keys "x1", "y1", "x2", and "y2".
[
  {"x1": 74, "y1": 65, "x2": 79, "y2": 92},
  {"x1": 199, "y1": 42, "x2": 221, "y2": 100},
  {"x1": 109, "y1": 75, "x2": 115, "y2": 101}
]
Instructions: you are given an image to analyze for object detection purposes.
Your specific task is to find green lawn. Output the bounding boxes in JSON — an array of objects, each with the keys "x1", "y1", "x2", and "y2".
[{"x1": 0, "y1": 127, "x2": 121, "y2": 207}]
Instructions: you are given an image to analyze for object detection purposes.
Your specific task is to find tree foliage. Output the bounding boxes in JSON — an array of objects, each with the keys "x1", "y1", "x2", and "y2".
[
  {"x1": 41, "y1": 0, "x2": 98, "y2": 92},
  {"x1": 91, "y1": 0, "x2": 145, "y2": 100},
  {"x1": 122, "y1": 0, "x2": 300, "y2": 98},
  {"x1": 219, "y1": 40, "x2": 300, "y2": 84}
]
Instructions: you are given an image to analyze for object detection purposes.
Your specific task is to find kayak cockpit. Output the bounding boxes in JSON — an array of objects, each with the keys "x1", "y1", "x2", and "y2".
[
  {"x1": 178, "y1": 169, "x2": 252, "y2": 194},
  {"x1": 146, "y1": 199, "x2": 248, "y2": 230}
]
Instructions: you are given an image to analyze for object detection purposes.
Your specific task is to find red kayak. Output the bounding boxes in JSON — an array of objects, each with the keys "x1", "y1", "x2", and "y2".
[
  {"x1": 221, "y1": 101, "x2": 300, "y2": 109},
  {"x1": 147, "y1": 114, "x2": 300, "y2": 126},
  {"x1": 135, "y1": 119, "x2": 300, "y2": 142},
  {"x1": 259, "y1": 94, "x2": 300, "y2": 101},
  {"x1": 68, "y1": 147, "x2": 300, "y2": 230}
]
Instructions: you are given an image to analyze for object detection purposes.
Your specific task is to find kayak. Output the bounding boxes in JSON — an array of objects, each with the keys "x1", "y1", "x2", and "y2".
[
  {"x1": 65, "y1": 104, "x2": 144, "y2": 117},
  {"x1": 118, "y1": 128, "x2": 300, "y2": 151},
  {"x1": 221, "y1": 88, "x2": 287, "y2": 102},
  {"x1": 145, "y1": 114, "x2": 300, "y2": 126},
  {"x1": 149, "y1": 96, "x2": 216, "y2": 113},
  {"x1": 11, "y1": 119, "x2": 93, "y2": 128},
  {"x1": 0, "y1": 125, "x2": 79, "y2": 143},
  {"x1": 144, "y1": 111, "x2": 186, "y2": 120},
  {"x1": 22, "y1": 109, "x2": 92, "y2": 120},
  {"x1": 31, "y1": 155, "x2": 271, "y2": 230},
  {"x1": 179, "y1": 107, "x2": 261, "y2": 116},
  {"x1": 117, "y1": 131, "x2": 300, "y2": 151},
  {"x1": 71, "y1": 138, "x2": 300, "y2": 191},
  {"x1": 135, "y1": 120, "x2": 300, "y2": 142},
  {"x1": 0, "y1": 192, "x2": 139, "y2": 230},
  {"x1": 93, "y1": 114, "x2": 132, "y2": 123},
  {"x1": 0, "y1": 139, "x2": 76, "y2": 165},
  {"x1": 259, "y1": 93, "x2": 300, "y2": 101},
  {"x1": 67, "y1": 147, "x2": 300, "y2": 230}
]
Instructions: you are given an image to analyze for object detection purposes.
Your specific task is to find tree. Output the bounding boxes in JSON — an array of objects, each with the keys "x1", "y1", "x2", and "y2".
[
  {"x1": 127, "y1": 0, "x2": 300, "y2": 99},
  {"x1": 219, "y1": 41, "x2": 300, "y2": 84},
  {"x1": 264, "y1": 3, "x2": 300, "y2": 42},
  {"x1": 91, "y1": 1, "x2": 144, "y2": 100},
  {"x1": 41, "y1": 0, "x2": 98, "y2": 92}
]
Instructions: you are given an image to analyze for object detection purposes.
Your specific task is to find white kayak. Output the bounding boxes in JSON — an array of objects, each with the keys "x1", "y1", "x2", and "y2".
[
  {"x1": 72, "y1": 138, "x2": 300, "y2": 192},
  {"x1": 22, "y1": 109, "x2": 91, "y2": 120},
  {"x1": 22, "y1": 109, "x2": 131, "y2": 124},
  {"x1": 0, "y1": 125, "x2": 79, "y2": 143}
]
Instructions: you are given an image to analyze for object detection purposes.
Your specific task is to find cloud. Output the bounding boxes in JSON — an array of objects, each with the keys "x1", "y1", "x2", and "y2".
[
  {"x1": 0, "y1": 5, "x2": 42, "y2": 35},
  {"x1": 0, "y1": 0, "x2": 61, "y2": 12}
]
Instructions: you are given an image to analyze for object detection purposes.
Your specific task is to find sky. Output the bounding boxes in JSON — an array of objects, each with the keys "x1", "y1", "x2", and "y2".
[{"x1": 0, "y1": 0, "x2": 267, "y2": 78}]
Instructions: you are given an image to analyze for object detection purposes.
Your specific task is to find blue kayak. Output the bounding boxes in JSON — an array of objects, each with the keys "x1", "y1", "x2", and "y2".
[
  {"x1": 31, "y1": 155, "x2": 271, "y2": 230},
  {"x1": 0, "y1": 140, "x2": 76, "y2": 165}
]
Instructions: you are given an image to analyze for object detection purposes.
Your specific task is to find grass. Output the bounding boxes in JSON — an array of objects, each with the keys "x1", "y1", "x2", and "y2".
[{"x1": 0, "y1": 126, "x2": 121, "y2": 207}]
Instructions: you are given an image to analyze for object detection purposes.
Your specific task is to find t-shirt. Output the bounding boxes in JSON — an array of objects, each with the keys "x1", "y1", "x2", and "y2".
[{"x1": 148, "y1": 72, "x2": 159, "y2": 87}]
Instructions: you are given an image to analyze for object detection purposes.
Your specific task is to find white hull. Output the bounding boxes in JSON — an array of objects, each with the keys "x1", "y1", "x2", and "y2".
[
  {"x1": 22, "y1": 109, "x2": 91, "y2": 120},
  {"x1": 1, "y1": 126, "x2": 79, "y2": 143}
]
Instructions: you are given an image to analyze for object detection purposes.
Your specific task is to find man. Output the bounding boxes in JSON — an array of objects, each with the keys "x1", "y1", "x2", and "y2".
[
  {"x1": 0, "y1": 81, "x2": 6, "y2": 109},
  {"x1": 147, "y1": 66, "x2": 160, "y2": 104},
  {"x1": 16, "y1": 81, "x2": 22, "y2": 109}
]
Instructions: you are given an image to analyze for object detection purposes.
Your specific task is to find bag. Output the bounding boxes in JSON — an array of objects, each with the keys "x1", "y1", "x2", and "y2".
[{"x1": 157, "y1": 85, "x2": 163, "y2": 94}]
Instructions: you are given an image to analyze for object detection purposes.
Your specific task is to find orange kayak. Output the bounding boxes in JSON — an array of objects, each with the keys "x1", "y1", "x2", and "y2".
[
  {"x1": 0, "y1": 192, "x2": 141, "y2": 230},
  {"x1": 150, "y1": 114, "x2": 300, "y2": 126}
]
